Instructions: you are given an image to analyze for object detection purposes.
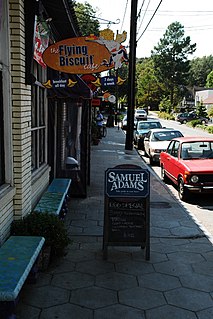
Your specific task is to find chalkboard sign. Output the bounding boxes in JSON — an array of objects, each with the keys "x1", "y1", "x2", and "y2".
[
  {"x1": 103, "y1": 165, "x2": 150, "y2": 260},
  {"x1": 107, "y1": 198, "x2": 146, "y2": 243}
]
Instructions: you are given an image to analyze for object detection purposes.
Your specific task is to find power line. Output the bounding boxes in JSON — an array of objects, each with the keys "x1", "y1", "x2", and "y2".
[
  {"x1": 137, "y1": 0, "x2": 151, "y2": 35},
  {"x1": 148, "y1": 10, "x2": 213, "y2": 16},
  {"x1": 137, "y1": 0, "x2": 146, "y2": 18},
  {"x1": 74, "y1": 8, "x2": 120, "y2": 25},
  {"x1": 119, "y1": 0, "x2": 129, "y2": 33},
  {"x1": 140, "y1": 24, "x2": 213, "y2": 32},
  {"x1": 137, "y1": 0, "x2": 163, "y2": 42}
]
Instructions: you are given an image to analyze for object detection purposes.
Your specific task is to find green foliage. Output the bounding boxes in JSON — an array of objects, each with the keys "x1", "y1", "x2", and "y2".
[
  {"x1": 205, "y1": 125, "x2": 213, "y2": 134},
  {"x1": 11, "y1": 212, "x2": 71, "y2": 257},
  {"x1": 74, "y1": 1, "x2": 100, "y2": 36},
  {"x1": 186, "y1": 121, "x2": 213, "y2": 133},
  {"x1": 187, "y1": 119, "x2": 201, "y2": 128},
  {"x1": 206, "y1": 71, "x2": 213, "y2": 88},
  {"x1": 159, "y1": 97, "x2": 172, "y2": 113},
  {"x1": 196, "y1": 101, "x2": 208, "y2": 118},
  {"x1": 151, "y1": 22, "x2": 196, "y2": 106},
  {"x1": 208, "y1": 107, "x2": 213, "y2": 118},
  {"x1": 136, "y1": 58, "x2": 164, "y2": 110},
  {"x1": 116, "y1": 64, "x2": 129, "y2": 99},
  {"x1": 158, "y1": 112, "x2": 175, "y2": 120},
  {"x1": 188, "y1": 55, "x2": 213, "y2": 87}
]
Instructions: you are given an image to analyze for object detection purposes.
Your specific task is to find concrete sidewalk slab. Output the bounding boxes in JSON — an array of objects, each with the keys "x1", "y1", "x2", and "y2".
[{"x1": 16, "y1": 126, "x2": 213, "y2": 319}]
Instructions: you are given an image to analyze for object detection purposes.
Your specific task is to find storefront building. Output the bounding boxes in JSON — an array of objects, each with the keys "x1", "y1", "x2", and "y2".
[{"x1": 0, "y1": 0, "x2": 91, "y2": 243}]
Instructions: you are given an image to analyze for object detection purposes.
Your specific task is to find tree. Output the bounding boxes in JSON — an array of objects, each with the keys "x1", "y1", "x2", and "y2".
[
  {"x1": 196, "y1": 101, "x2": 208, "y2": 118},
  {"x1": 206, "y1": 70, "x2": 213, "y2": 88},
  {"x1": 151, "y1": 22, "x2": 196, "y2": 107},
  {"x1": 208, "y1": 106, "x2": 213, "y2": 119},
  {"x1": 159, "y1": 97, "x2": 172, "y2": 113},
  {"x1": 136, "y1": 58, "x2": 164, "y2": 110},
  {"x1": 188, "y1": 55, "x2": 213, "y2": 87},
  {"x1": 73, "y1": 1, "x2": 100, "y2": 36}
]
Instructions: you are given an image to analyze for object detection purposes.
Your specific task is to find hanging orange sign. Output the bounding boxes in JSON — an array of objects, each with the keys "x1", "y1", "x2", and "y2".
[{"x1": 42, "y1": 37, "x2": 113, "y2": 74}]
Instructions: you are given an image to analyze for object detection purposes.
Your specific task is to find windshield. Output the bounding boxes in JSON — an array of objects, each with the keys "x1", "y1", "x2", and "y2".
[
  {"x1": 152, "y1": 131, "x2": 182, "y2": 141},
  {"x1": 181, "y1": 141, "x2": 213, "y2": 159},
  {"x1": 136, "y1": 110, "x2": 146, "y2": 114},
  {"x1": 138, "y1": 122, "x2": 161, "y2": 130}
]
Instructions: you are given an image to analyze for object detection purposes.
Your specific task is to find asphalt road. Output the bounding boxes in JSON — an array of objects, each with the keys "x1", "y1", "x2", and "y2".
[{"x1": 137, "y1": 116, "x2": 213, "y2": 242}]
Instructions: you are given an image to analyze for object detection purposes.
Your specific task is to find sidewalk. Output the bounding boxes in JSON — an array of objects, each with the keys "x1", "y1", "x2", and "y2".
[{"x1": 17, "y1": 126, "x2": 213, "y2": 319}]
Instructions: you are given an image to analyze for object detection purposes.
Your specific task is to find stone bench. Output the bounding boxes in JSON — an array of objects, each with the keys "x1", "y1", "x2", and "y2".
[{"x1": 0, "y1": 235, "x2": 45, "y2": 319}]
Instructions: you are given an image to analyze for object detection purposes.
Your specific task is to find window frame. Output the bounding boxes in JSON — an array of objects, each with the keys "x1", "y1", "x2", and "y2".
[
  {"x1": 31, "y1": 62, "x2": 47, "y2": 174},
  {"x1": 0, "y1": 0, "x2": 13, "y2": 191}
]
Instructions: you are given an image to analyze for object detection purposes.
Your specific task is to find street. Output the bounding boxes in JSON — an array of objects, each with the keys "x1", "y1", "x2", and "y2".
[{"x1": 136, "y1": 116, "x2": 213, "y2": 241}]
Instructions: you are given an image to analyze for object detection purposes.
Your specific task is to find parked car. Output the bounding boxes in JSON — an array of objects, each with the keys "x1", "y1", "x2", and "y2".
[
  {"x1": 176, "y1": 112, "x2": 208, "y2": 125},
  {"x1": 160, "y1": 137, "x2": 213, "y2": 201},
  {"x1": 134, "y1": 119, "x2": 162, "y2": 150},
  {"x1": 144, "y1": 128, "x2": 183, "y2": 165},
  {"x1": 121, "y1": 115, "x2": 137, "y2": 130},
  {"x1": 135, "y1": 109, "x2": 147, "y2": 121}
]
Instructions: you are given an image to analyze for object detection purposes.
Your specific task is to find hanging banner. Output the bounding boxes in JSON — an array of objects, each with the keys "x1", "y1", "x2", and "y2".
[
  {"x1": 42, "y1": 78, "x2": 78, "y2": 89},
  {"x1": 34, "y1": 16, "x2": 50, "y2": 68}
]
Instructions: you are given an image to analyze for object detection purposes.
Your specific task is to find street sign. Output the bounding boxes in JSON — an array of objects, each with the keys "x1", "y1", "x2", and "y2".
[{"x1": 101, "y1": 76, "x2": 116, "y2": 87}]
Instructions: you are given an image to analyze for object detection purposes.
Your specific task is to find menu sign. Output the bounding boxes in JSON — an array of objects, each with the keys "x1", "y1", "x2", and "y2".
[
  {"x1": 107, "y1": 198, "x2": 146, "y2": 243},
  {"x1": 103, "y1": 165, "x2": 150, "y2": 260}
]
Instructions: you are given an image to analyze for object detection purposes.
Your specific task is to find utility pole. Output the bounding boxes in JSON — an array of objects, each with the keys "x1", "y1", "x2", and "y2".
[
  {"x1": 125, "y1": 0, "x2": 138, "y2": 150},
  {"x1": 115, "y1": 69, "x2": 119, "y2": 125}
]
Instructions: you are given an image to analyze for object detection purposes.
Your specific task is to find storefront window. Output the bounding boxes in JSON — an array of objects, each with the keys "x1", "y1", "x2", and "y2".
[
  {"x1": 0, "y1": 71, "x2": 5, "y2": 185},
  {"x1": 64, "y1": 101, "x2": 82, "y2": 171},
  {"x1": 31, "y1": 63, "x2": 47, "y2": 172}
]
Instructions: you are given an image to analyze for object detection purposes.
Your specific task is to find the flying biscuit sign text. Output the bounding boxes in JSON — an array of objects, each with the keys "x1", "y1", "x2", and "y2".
[{"x1": 42, "y1": 37, "x2": 113, "y2": 74}]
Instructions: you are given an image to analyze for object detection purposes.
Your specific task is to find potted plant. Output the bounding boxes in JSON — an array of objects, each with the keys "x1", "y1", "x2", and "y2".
[
  {"x1": 91, "y1": 120, "x2": 100, "y2": 145},
  {"x1": 11, "y1": 212, "x2": 71, "y2": 269}
]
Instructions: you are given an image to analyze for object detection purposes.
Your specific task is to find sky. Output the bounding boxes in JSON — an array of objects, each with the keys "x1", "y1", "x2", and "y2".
[{"x1": 77, "y1": 0, "x2": 213, "y2": 59}]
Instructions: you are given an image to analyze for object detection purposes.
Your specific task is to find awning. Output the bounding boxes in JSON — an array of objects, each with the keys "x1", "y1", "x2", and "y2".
[{"x1": 44, "y1": 74, "x2": 93, "y2": 100}]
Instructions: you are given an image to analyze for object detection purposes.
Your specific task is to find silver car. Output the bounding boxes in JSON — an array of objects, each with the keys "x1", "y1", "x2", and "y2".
[
  {"x1": 144, "y1": 128, "x2": 183, "y2": 165},
  {"x1": 135, "y1": 109, "x2": 147, "y2": 121}
]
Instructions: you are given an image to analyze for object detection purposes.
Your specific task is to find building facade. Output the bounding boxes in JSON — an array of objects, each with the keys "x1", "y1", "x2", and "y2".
[
  {"x1": 0, "y1": 0, "x2": 91, "y2": 243},
  {"x1": 195, "y1": 89, "x2": 213, "y2": 112}
]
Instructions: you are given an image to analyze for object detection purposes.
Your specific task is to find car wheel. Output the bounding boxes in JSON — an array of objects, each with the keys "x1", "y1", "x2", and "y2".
[
  {"x1": 183, "y1": 120, "x2": 187, "y2": 124},
  {"x1": 138, "y1": 140, "x2": 144, "y2": 150},
  {"x1": 201, "y1": 119, "x2": 206, "y2": 125},
  {"x1": 161, "y1": 166, "x2": 170, "y2": 183},
  {"x1": 143, "y1": 148, "x2": 149, "y2": 157},
  {"x1": 149, "y1": 154, "x2": 155, "y2": 166},
  {"x1": 178, "y1": 178, "x2": 189, "y2": 201}
]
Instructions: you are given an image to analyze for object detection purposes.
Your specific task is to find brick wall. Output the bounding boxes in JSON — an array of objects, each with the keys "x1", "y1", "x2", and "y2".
[{"x1": 10, "y1": 0, "x2": 32, "y2": 217}]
